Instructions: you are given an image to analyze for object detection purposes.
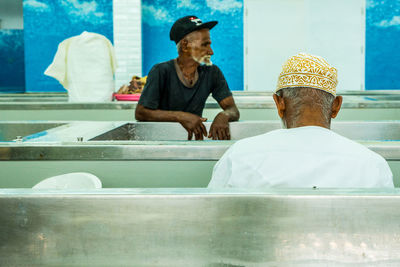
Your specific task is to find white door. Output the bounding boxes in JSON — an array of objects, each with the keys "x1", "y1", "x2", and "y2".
[{"x1": 244, "y1": 0, "x2": 365, "y2": 92}]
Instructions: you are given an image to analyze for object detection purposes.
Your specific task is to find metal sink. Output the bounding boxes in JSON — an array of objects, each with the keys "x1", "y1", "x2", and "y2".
[
  {"x1": 1, "y1": 189, "x2": 400, "y2": 266},
  {"x1": 89, "y1": 121, "x2": 282, "y2": 141},
  {"x1": 0, "y1": 122, "x2": 66, "y2": 142},
  {"x1": 90, "y1": 121, "x2": 400, "y2": 141}
]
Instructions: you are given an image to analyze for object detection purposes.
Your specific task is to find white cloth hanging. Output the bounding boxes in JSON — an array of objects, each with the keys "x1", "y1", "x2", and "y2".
[{"x1": 45, "y1": 31, "x2": 117, "y2": 102}]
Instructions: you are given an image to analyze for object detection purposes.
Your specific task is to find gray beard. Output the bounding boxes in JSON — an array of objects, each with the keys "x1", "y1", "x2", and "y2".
[{"x1": 193, "y1": 55, "x2": 213, "y2": 66}]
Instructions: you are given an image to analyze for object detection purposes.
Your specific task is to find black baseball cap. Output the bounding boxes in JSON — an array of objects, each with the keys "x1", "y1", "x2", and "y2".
[{"x1": 169, "y1": 15, "x2": 218, "y2": 44}]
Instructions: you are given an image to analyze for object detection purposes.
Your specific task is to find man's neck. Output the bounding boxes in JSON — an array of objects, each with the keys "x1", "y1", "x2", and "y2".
[
  {"x1": 287, "y1": 121, "x2": 330, "y2": 129},
  {"x1": 285, "y1": 109, "x2": 331, "y2": 129},
  {"x1": 174, "y1": 56, "x2": 199, "y2": 88},
  {"x1": 177, "y1": 55, "x2": 199, "y2": 76}
]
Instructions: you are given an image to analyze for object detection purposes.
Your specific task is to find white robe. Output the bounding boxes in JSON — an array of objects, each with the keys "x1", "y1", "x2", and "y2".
[
  {"x1": 44, "y1": 31, "x2": 117, "y2": 102},
  {"x1": 208, "y1": 126, "x2": 394, "y2": 188}
]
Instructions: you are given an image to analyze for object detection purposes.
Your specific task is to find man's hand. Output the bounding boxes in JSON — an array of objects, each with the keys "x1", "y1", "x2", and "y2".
[
  {"x1": 208, "y1": 112, "x2": 230, "y2": 140},
  {"x1": 178, "y1": 112, "x2": 208, "y2": 140}
]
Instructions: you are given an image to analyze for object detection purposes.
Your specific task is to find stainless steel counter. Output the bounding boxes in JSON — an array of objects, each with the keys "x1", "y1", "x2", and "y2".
[
  {"x1": 2, "y1": 120, "x2": 400, "y2": 142},
  {"x1": 2, "y1": 92, "x2": 400, "y2": 121},
  {"x1": 89, "y1": 121, "x2": 400, "y2": 141},
  {"x1": 1, "y1": 141, "x2": 400, "y2": 161},
  {"x1": 1, "y1": 91, "x2": 400, "y2": 109},
  {"x1": 1, "y1": 188, "x2": 400, "y2": 266},
  {"x1": 0, "y1": 121, "x2": 66, "y2": 141},
  {"x1": 1, "y1": 121, "x2": 400, "y2": 161},
  {"x1": 1, "y1": 99, "x2": 400, "y2": 109},
  {"x1": 0, "y1": 140, "x2": 397, "y2": 162}
]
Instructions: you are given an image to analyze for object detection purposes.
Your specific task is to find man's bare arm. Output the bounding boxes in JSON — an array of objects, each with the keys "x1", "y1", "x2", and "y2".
[
  {"x1": 136, "y1": 104, "x2": 179, "y2": 122},
  {"x1": 208, "y1": 96, "x2": 240, "y2": 140},
  {"x1": 135, "y1": 104, "x2": 207, "y2": 140},
  {"x1": 217, "y1": 96, "x2": 240, "y2": 122}
]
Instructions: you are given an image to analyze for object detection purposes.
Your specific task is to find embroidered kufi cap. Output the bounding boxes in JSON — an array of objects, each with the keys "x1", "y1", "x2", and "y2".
[{"x1": 276, "y1": 53, "x2": 338, "y2": 96}]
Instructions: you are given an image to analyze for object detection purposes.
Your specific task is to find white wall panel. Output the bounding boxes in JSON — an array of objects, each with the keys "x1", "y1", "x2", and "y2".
[
  {"x1": 244, "y1": 0, "x2": 365, "y2": 92},
  {"x1": 0, "y1": 0, "x2": 23, "y2": 29},
  {"x1": 113, "y1": 0, "x2": 142, "y2": 90}
]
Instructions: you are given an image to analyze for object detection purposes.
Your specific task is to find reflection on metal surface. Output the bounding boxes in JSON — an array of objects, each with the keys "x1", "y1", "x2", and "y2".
[
  {"x1": 0, "y1": 121, "x2": 125, "y2": 142},
  {"x1": 2, "y1": 92, "x2": 400, "y2": 109},
  {"x1": 5, "y1": 121, "x2": 400, "y2": 143},
  {"x1": 90, "y1": 121, "x2": 283, "y2": 141},
  {"x1": 1, "y1": 189, "x2": 400, "y2": 266},
  {"x1": 0, "y1": 93, "x2": 67, "y2": 102},
  {"x1": 90, "y1": 121, "x2": 400, "y2": 141},
  {"x1": 0, "y1": 122, "x2": 65, "y2": 141},
  {"x1": 1, "y1": 121, "x2": 400, "y2": 161},
  {"x1": 1, "y1": 142, "x2": 399, "y2": 161}
]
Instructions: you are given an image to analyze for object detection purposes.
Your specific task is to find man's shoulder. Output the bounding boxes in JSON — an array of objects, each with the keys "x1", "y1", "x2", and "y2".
[
  {"x1": 150, "y1": 60, "x2": 175, "y2": 72},
  {"x1": 197, "y1": 64, "x2": 222, "y2": 76},
  {"x1": 229, "y1": 129, "x2": 282, "y2": 153},
  {"x1": 322, "y1": 129, "x2": 388, "y2": 163}
]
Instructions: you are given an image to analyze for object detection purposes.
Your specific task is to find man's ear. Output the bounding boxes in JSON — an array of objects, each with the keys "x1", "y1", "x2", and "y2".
[
  {"x1": 331, "y1": 95, "x2": 343, "y2": 119},
  {"x1": 273, "y1": 93, "x2": 285, "y2": 118},
  {"x1": 181, "y1": 39, "x2": 189, "y2": 53}
]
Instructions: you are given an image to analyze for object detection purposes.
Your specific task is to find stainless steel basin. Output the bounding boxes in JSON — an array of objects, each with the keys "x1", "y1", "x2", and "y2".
[
  {"x1": 1, "y1": 189, "x2": 400, "y2": 266},
  {"x1": 89, "y1": 121, "x2": 283, "y2": 141},
  {"x1": 363, "y1": 95, "x2": 400, "y2": 101},
  {"x1": 90, "y1": 121, "x2": 400, "y2": 141},
  {"x1": 0, "y1": 122, "x2": 66, "y2": 142}
]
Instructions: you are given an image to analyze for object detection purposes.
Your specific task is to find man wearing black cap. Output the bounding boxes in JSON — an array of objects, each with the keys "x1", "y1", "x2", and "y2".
[{"x1": 135, "y1": 15, "x2": 240, "y2": 140}]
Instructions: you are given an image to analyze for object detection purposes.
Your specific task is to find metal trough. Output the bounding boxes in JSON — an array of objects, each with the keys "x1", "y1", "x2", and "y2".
[
  {"x1": 2, "y1": 91, "x2": 400, "y2": 121},
  {"x1": 2, "y1": 121, "x2": 400, "y2": 143},
  {"x1": 0, "y1": 122, "x2": 66, "y2": 142},
  {"x1": 1, "y1": 189, "x2": 400, "y2": 266},
  {"x1": 1, "y1": 121, "x2": 399, "y2": 188},
  {"x1": 364, "y1": 95, "x2": 400, "y2": 101},
  {"x1": 90, "y1": 121, "x2": 400, "y2": 141}
]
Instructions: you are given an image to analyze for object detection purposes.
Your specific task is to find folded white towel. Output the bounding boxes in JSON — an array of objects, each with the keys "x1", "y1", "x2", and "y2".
[{"x1": 45, "y1": 31, "x2": 117, "y2": 102}]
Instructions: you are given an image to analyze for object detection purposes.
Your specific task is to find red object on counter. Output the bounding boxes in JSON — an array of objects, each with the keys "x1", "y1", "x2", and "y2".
[{"x1": 114, "y1": 94, "x2": 141, "y2": 101}]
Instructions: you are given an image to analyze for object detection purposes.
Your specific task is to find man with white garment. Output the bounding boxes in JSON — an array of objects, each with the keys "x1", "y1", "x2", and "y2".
[{"x1": 208, "y1": 53, "x2": 394, "y2": 188}]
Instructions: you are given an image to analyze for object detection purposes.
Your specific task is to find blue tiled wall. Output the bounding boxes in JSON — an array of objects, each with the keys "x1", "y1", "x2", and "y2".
[
  {"x1": 0, "y1": 30, "x2": 25, "y2": 93},
  {"x1": 141, "y1": 0, "x2": 244, "y2": 91},
  {"x1": 23, "y1": 0, "x2": 113, "y2": 92},
  {"x1": 1, "y1": 1, "x2": 399, "y2": 92},
  {"x1": 366, "y1": 0, "x2": 400, "y2": 90}
]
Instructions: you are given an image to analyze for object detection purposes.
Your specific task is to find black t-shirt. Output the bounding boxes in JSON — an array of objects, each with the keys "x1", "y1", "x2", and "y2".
[{"x1": 138, "y1": 59, "x2": 232, "y2": 117}]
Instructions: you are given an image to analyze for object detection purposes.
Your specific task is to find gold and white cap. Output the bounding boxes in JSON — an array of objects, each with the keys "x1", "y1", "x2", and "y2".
[{"x1": 276, "y1": 53, "x2": 338, "y2": 96}]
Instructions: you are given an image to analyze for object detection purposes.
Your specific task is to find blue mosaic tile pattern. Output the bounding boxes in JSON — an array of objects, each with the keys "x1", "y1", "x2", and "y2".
[
  {"x1": 142, "y1": 0, "x2": 244, "y2": 91},
  {"x1": 23, "y1": 0, "x2": 113, "y2": 92},
  {"x1": 366, "y1": 0, "x2": 400, "y2": 90}
]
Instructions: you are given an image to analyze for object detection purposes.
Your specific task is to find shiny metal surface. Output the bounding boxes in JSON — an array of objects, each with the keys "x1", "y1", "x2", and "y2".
[
  {"x1": 1, "y1": 188, "x2": 400, "y2": 266},
  {"x1": 0, "y1": 93, "x2": 67, "y2": 102},
  {"x1": 1, "y1": 121, "x2": 400, "y2": 160},
  {"x1": 1, "y1": 90, "x2": 399, "y2": 100},
  {"x1": 2, "y1": 92, "x2": 400, "y2": 109},
  {"x1": 1, "y1": 141, "x2": 399, "y2": 161},
  {"x1": 6, "y1": 120, "x2": 400, "y2": 143},
  {"x1": 231, "y1": 90, "x2": 400, "y2": 96},
  {"x1": 90, "y1": 121, "x2": 283, "y2": 141},
  {"x1": 0, "y1": 122, "x2": 65, "y2": 141},
  {"x1": 1, "y1": 100, "x2": 400, "y2": 109},
  {"x1": 0, "y1": 121, "x2": 125, "y2": 142},
  {"x1": 90, "y1": 121, "x2": 400, "y2": 141}
]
